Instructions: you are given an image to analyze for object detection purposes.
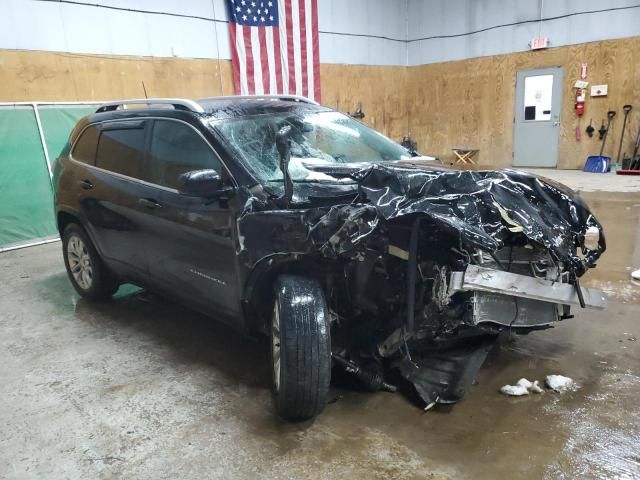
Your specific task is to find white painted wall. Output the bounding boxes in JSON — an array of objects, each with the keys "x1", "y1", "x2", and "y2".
[
  {"x1": 407, "y1": 0, "x2": 640, "y2": 65},
  {"x1": 1, "y1": 0, "x2": 638, "y2": 66},
  {"x1": 318, "y1": 0, "x2": 406, "y2": 65},
  {"x1": 0, "y1": 0, "x2": 407, "y2": 65}
]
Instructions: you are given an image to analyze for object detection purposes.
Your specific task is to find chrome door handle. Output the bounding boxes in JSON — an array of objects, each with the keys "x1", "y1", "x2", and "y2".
[{"x1": 138, "y1": 198, "x2": 162, "y2": 209}]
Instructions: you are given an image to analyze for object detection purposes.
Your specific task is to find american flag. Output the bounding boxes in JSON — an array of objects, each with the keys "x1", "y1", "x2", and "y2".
[{"x1": 226, "y1": 0, "x2": 321, "y2": 102}]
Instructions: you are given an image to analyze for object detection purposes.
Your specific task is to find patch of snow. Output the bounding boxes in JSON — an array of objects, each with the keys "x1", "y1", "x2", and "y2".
[
  {"x1": 529, "y1": 380, "x2": 544, "y2": 393},
  {"x1": 500, "y1": 384, "x2": 529, "y2": 396},
  {"x1": 545, "y1": 374, "x2": 576, "y2": 392},
  {"x1": 500, "y1": 378, "x2": 544, "y2": 396},
  {"x1": 516, "y1": 378, "x2": 533, "y2": 389}
]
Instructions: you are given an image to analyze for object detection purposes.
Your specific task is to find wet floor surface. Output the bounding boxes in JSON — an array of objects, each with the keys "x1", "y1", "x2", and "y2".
[{"x1": 1, "y1": 191, "x2": 639, "y2": 479}]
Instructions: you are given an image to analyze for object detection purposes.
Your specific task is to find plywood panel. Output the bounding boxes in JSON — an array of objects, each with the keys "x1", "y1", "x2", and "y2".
[
  {"x1": 0, "y1": 49, "x2": 407, "y2": 143},
  {"x1": 0, "y1": 50, "x2": 234, "y2": 101},
  {"x1": 407, "y1": 37, "x2": 640, "y2": 169},
  {"x1": 320, "y1": 64, "x2": 408, "y2": 141}
]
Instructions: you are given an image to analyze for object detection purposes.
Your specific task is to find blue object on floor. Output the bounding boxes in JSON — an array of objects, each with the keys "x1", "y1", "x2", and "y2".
[{"x1": 583, "y1": 155, "x2": 611, "y2": 173}]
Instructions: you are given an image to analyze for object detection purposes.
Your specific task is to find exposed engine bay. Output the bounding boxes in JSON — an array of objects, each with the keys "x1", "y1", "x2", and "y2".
[{"x1": 236, "y1": 161, "x2": 607, "y2": 409}]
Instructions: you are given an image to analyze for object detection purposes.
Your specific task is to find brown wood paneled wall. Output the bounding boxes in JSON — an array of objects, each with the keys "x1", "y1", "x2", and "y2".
[
  {"x1": 0, "y1": 50, "x2": 234, "y2": 101},
  {"x1": 2, "y1": 36, "x2": 639, "y2": 169},
  {"x1": 0, "y1": 50, "x2": 408, "y2": 143},
  {"x1": 406, "y1": 37, "x2": 640, "y2": 169}
]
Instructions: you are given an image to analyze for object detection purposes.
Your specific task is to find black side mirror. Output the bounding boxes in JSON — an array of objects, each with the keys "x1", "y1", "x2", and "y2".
[{"x1": 178, "y1": 169, "x2": 233, "y2": 198}]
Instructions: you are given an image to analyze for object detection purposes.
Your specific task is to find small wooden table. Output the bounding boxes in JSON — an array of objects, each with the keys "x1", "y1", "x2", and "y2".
[{"x1": 452, "y1": 147, "x2": 479, "y2": 164}]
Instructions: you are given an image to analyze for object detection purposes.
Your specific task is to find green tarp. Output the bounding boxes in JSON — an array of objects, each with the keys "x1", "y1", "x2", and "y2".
[
  {"x1": 0, "y1": 104, "x2": 98, "y2": 249},
  {"x1": 38, "y1": 105, "x2": 98, "y2": 165}
]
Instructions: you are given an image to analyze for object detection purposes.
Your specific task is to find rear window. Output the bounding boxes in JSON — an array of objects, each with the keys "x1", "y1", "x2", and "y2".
[
  {"x1": 71, "y1": 126, "x2": 99, "y2": 164},
  {"x1": 95, "y1": 123, "x2": 145, "y2": 179}
]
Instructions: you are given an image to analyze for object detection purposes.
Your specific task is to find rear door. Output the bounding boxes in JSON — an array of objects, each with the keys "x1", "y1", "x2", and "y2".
[
  {"x1": 140, "y1": 118, "x2": 241, "y2": 323},
  {"x1": 76, "y1": 120, "x2": 153, "y2": 275}
]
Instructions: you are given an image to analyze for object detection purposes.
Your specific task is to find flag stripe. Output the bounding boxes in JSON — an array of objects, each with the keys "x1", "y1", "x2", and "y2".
[
  {"x1": 291, "y1": 0, "x2": 303, "y2": 95},
  {"x1": 273, "y1": 27, "x2": 284, "y2": 93},
  {"x1": 304, "y1": 0, "x2": 313, "y2": 100},
  {"x1": 243, "y1": 26, "x2": 255, "y2": 93},
  {"x1": 229, "y1": 24, "x2": 241, "y2": 95},
  {"x1": 311, "y1": 0, "x2": 320, "y2": 101},
  {"x1": 299, "y1": 0, "x2": 308, "y2": 97},
  {"x1": 284, "y1": 0, "x2": 296, "y2": 95},
  {"x1": 264, "y1": 27, "x2": 275, "y2": 94},
  {"x1": 237, "y1": 24, "x2": 249, "y2": 94},
  {"x1": 251, "y1": 27, "x2": 264, "y2": 94}
]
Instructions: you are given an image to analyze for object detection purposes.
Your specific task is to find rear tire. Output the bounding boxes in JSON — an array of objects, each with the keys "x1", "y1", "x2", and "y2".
[
  {"x1": 271, "y1": 275, "x2": 331, "y2": 421},
  {"x1": 62, "y1": 223, "x2": 119, "y2": 300}
]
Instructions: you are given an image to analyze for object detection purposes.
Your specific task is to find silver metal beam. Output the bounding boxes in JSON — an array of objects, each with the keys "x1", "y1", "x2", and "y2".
[{"x1": 450, "y1": 265, "x2": 607, "y2": 310}]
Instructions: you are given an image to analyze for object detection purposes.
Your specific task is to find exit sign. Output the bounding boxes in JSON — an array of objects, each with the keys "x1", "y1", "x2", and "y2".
[{"x1": 531, "y1": 37, "x2": 550, "y2": 50}]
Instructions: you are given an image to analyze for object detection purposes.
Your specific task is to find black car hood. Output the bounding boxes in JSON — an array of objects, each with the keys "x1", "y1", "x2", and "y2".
[{"x1": 238, "y1": 164, "x2": 605, "y2": 277}]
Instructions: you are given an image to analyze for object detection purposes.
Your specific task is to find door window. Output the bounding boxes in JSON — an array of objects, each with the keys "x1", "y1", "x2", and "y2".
[
  {"x1": 95, "y1": 123, "x2": 146, "y2": 178},
  {"x1": 71, "y1": 125, "x2": 99, "y2": 164},
  {"x1": 523, "y1": 75, "x2": 553, "y2": 121},
  {"x1": 147, "y1": 120, "x2": 222, "y2": 189}
]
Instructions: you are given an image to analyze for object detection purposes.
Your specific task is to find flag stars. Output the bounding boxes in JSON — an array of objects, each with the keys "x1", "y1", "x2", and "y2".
[
  {"x1": 269, "y1": 15, "x2": 273, "y2": 20},
  {"x1": 236, "y1": 6, "x2": 241, "y2": 11},
  {"x1": 242, "y1": 14, "x2": 247, "y2": 20},
  {"x1": 251, "y1": 1, "x2": 256, "y2": 6}
]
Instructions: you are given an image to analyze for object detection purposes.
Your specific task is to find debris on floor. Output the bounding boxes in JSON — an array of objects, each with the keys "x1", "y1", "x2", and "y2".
[
  {"x1": 499, "y1": 378, "x2": 544, "y2": 396},
  {"x1": 545, "y1": 375, "x2": 576, "y2": 392}
]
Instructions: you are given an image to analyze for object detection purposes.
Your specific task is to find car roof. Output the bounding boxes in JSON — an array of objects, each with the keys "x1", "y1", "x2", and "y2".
[
  {"x1": 197, "y1": 95, "x2": 330, "y2": 118},
  {"x1": 70, "y1": 96, "x2": 331, "y2": 144}
]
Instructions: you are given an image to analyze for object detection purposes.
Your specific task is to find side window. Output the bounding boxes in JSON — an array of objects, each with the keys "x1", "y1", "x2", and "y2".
[
  {"x1": 146, "y1": 120, "x2": 222, "y2": 189},
  {"x1": 95, "y1": 123, "x2": 145, "y2": 179},
  {"x1": 71, "y1": 125, "x2": 99, "y2": 164}
]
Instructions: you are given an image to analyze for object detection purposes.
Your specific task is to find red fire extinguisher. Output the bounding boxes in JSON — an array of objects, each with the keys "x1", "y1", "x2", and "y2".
[{"x1": 575, "y1": 88, "x2": 585, "y2": 116}]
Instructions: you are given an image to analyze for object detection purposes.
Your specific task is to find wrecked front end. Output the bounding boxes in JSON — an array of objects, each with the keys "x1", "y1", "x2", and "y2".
[{"x1": 239, "y1": 164, "x2": 607, "y2": 409}]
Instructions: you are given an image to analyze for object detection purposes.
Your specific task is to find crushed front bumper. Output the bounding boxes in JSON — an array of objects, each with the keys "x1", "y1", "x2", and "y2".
[{"x1": 449, "y1": 265, "x2": 607, "y2": 328}]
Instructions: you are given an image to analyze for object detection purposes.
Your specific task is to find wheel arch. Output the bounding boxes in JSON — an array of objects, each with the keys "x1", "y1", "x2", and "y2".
[{"x1": 242, "y1": 254, "x2": 328, "y2": 336}]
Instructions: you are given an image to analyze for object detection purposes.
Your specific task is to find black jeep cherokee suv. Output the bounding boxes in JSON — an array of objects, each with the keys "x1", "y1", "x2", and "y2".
[{"x1": 54, "y1": 96, "x2": 606, "y2": 421}]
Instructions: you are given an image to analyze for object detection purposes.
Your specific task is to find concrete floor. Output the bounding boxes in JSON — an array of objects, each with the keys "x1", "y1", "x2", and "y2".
[{"x1": 1, "y1": 175, "x2": 640, "y2": 479}]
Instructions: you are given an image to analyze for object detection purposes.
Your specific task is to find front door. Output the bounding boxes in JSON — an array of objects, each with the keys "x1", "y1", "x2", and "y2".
[
  {"x1": 141, "y1": 119, "x2": 241, "y2": 323},
  {"x1": 513, "y1": 67, "x2": 563, "y2": 167}
]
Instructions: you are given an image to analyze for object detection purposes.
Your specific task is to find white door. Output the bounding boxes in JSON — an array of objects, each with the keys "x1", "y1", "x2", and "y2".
[{"x1": 513, "y1": 67, "x2": 563, "y2": 167}]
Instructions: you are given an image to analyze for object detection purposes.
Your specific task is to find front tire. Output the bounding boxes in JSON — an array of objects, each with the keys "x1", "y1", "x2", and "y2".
[
  {"x1": 62, "y1": 223, "x2": 119, "y2": 300},
  {"x1": 271, "y1": 275, "x2": 331, "y2": 421}
]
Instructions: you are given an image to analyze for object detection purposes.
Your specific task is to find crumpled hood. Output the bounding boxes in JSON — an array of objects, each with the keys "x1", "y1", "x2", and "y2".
[
  {"x1": 349, "y1": 164, "x2": 605, "y2": 274},
  {"x1": 238, "y1": 164, "x2": 605, "y2": 276}
]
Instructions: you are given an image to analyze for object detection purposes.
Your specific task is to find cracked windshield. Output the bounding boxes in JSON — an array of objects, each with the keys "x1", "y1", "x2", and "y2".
[{"x1": 212, "y1": 110, "x2": 412, "y2": 182}]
